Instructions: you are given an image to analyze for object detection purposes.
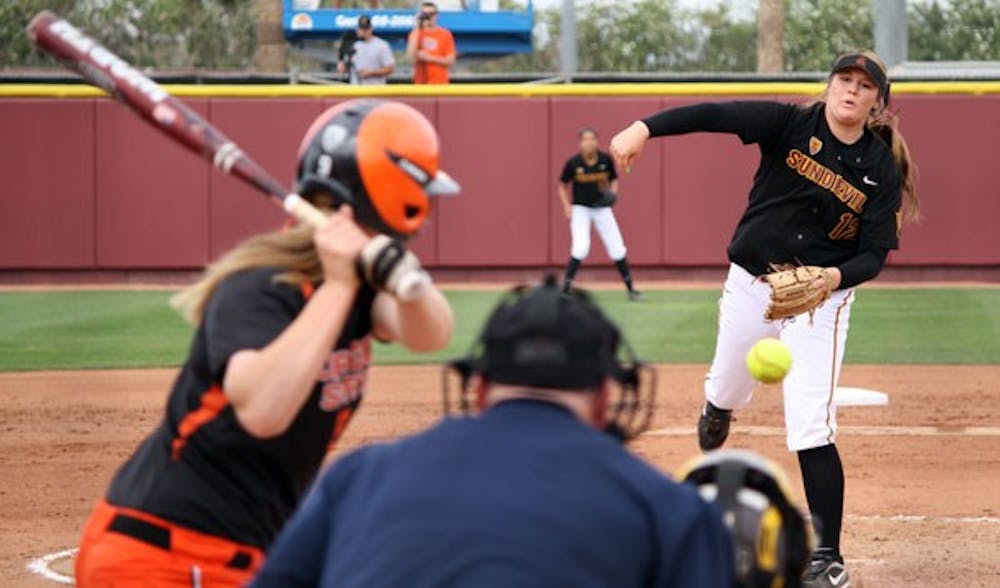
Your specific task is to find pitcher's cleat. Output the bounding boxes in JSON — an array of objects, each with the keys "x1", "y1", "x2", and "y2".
[
  {"x1": 803, "y1": 548, "x2": 851, "y2": 587},
  {"x1": 697, "y1": 402, "x2": 732, "y2": 451}
]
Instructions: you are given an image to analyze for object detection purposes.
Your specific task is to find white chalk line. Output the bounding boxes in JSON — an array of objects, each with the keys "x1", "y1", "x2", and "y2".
[
  {"x1": 846, "y1": 557, "x2": 886, "y2": 567},
  {"x1": 848, "y1": 514, "x2": 1000, "y2": 525},
  {"x1": 26, "y1": 547, "x2": 76, "y2": 585},
  {"x1": 643, "y1": 425, "x2": 1000, "y2": 437}
]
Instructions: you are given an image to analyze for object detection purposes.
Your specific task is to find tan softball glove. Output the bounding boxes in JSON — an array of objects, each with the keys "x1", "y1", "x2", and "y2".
[{"x1": 761, "y1": 265, "x2": 835, "y2": 321}]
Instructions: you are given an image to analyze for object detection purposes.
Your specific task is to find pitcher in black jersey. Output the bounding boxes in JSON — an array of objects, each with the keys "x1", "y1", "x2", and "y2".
[
  {"x1": 75, "y1": 100, "x2": 458, "y2": 588},
  {"x1": 610, "y1": 51, "x2": 918, "y2": 588}
]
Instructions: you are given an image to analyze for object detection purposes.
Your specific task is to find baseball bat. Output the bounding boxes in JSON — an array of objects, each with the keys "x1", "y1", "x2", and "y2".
[{"x1": 26, "y1": 10, "x2": 328, "y2": 229}]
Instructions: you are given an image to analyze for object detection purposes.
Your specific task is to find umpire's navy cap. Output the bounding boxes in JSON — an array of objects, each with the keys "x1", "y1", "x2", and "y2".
[{"x1": 476, "y1": 276, "x2": 621, "y2": 391}]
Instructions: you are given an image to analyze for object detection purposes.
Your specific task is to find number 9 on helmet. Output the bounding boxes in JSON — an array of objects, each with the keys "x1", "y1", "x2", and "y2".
[
  {"x1": 296, "y1": 99, "x2": 459, "y2": 239},
  {"x1": 677, "y1": 450, "x2": 813, "y2": 588}
]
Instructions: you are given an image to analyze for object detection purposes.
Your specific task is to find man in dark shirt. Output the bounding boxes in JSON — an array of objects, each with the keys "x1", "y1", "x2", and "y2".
[
  {"x1": 252, "y1": 278, "x2": 734, "y2": 588},
  {"x1": 559, "y1": 127, "x2": 641, "y2": 300}
]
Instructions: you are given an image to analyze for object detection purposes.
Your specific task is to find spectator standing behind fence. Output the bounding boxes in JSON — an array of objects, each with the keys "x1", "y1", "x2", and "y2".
[
  {"x1": 336, "y1": 16, "x2": 395, "y2": 85},
  {"x1": 406, "y1": 2, "x2": 456, "y2": 84}
]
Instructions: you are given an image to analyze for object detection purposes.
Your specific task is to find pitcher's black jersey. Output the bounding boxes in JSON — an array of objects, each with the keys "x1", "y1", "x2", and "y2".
[{"x1": 643, "y1": 101, "x2": 902, "y2": 276}]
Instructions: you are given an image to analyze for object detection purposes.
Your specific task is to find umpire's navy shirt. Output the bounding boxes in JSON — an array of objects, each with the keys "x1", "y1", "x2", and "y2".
[{"x1": 251, "y1": 399, "x2": 735, "y2": 588}]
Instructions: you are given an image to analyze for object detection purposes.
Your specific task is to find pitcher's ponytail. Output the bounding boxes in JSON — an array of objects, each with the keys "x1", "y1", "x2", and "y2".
[{"x1": 868, "y1": 108, "x2": 919, "y2": 223}]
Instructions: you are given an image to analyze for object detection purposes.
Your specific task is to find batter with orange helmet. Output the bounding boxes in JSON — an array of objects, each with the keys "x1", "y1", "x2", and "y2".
[{"x1": 75, "y1": 100, "x2": 458, "y2": 587}]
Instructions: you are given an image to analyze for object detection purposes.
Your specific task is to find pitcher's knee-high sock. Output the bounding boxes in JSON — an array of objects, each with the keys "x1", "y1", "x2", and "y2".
[
  {"x1": 798, "y1": 443, "x2": 845, "y2": 557},
  {"x1": 563, "y1": 257, "x2": 582, "y2": 292}
]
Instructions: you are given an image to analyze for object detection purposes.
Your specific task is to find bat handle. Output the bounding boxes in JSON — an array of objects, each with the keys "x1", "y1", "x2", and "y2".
[
  {"x1": 283, "y1": 194, "x2": 330, "y2": 229},
  {"x1": 288, "y1": 192, "x2": 431, "y2": 300}
]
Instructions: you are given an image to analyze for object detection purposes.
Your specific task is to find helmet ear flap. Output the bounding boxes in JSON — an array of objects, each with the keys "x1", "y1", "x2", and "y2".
[
  {"x1": 297, "y1": 176, "x2": 355, "y2": 211},
  {"x1": 295, "y1": 101, "x2": 370, "y2": 214}
]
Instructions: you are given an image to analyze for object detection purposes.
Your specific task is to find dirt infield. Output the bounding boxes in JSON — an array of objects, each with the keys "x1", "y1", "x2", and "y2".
[{"x1": 2, "y1": 365, "x2": 999, "y2": 587}]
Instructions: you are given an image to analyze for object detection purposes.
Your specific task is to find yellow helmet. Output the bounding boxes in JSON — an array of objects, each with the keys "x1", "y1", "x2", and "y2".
[{"x1": 678, "y1": 450, "x2": 813, "y2": 588}]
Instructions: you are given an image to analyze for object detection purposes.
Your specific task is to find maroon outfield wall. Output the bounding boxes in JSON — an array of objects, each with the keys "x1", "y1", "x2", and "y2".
[{"x1": 1, "y1": 93, "x2": 998, "y2": 273}]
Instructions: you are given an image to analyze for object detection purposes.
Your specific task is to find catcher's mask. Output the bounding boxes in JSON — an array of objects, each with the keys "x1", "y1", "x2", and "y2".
[
  {"x1": 296, "y1": 99, "x2": 459, "y2": 239},
  {"x1": 678, "y1": 450, "x2": 812, "y2": 588},
  {"x1": 442, "y1": 275, "x2": 656, "y2": 441}
]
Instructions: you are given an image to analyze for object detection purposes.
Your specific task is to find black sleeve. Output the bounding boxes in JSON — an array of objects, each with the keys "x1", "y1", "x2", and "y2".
[
  {"x1": 641, "y1": 101, "x2": 798, "y2": 146},
  {"x1": 559, "y1": 157, "x2": 575, "y2": 183},
  {"x1": 837, "y1": 248, "x2": 888, "y2": 289},
  {"x1": 202, "y1": 269, "x2": 303, "y2": 382},
  {"x1": 859, "y1": 163, "x2": 902, "y2": 252}
]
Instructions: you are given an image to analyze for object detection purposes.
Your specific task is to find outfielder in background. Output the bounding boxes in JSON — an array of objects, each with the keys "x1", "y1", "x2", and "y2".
[
  {"x1": 74, "y1": 101, "x2": 458, "y2": 587},
  {"x1": 610, "y1": 51, "x2": 918, "y2": 587},
  {"x1": 252, "y1": 277, "x2": 734, "y2": 587},
  {"x1": 559, "y1": 127, "x2": 642, "y2": 301}
]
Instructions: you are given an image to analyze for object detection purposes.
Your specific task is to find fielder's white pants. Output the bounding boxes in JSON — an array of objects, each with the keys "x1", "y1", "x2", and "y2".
[
  {"x1": 570, "y1": 205, "x2": 627, "y2": 261},
  {"x1": 705, "y1": 263, "x2": 855, "y2": 452}
]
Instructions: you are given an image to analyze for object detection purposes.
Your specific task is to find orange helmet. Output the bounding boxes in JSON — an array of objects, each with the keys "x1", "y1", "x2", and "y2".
[{"x1": 296, "y1": 99, "x2": 459, "y2": 238}]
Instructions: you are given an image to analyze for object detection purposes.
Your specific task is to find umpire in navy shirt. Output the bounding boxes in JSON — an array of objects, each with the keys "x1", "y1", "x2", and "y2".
[{"x1": 252, "y1": 277, "x2": 735, "y2": 588}]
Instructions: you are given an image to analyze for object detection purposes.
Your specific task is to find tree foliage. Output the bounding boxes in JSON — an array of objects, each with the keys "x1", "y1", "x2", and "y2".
[
  {"x1": 697, "y1": 5, "x2": 758, "y2": 72},
  {"x1": 477, "y1": 0, "x2": 753, "y2": 74},
  {"x1": 488, "y1": 0, "x2": 1000, "y2": 74},
  {"x1": 783, "y1": 0, "x2": 874, "y2": 71},
  {"x1": 1, "y1": 0, "x2": 76, "y2": 68},
  {"x1": 1, "y1": 0, "x2": 255, "y2": 70},
  {"x1": 575, "y1": 0, "x2": 698, "y2": 72},
  {"x1": 909, "y1": 0, "x2": 1000, "y2": 61},
  {"x1": 2, "y1": 0, "x2": 999, "y2": 73}
]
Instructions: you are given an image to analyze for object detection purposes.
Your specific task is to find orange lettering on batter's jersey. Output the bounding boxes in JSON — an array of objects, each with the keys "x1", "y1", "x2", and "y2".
[
  {"x1": 786, "y1": 149, "x2": 868, "y2": 213},
  {"x1": 327, "y1": 406, "x2": 357, "y2": 452},
  {"x1": 317, "y1": 336, "x2": 372, "y2": 412}
]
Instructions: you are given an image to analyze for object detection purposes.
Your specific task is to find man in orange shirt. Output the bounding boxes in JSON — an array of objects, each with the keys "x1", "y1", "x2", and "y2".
[{"x1": 406, "y1": 2, "x2": 456, "y2": 84}]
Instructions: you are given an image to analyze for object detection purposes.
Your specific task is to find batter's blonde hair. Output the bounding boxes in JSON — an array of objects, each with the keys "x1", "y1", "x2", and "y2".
[
  {"x1": 170, "y1": 224, "x2": 321, "y2": 324},
  {"x1": 811, "y1": 49, "x2": 920, "y2": 223}
]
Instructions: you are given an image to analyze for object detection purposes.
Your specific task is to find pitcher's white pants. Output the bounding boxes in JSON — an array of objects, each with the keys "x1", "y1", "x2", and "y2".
[
  {"x1": 705, "y1": 263, "x2": 855, "y2": 451},
  {"x1": 570, "y1": 205, "x2": 627, "y2": 261}
]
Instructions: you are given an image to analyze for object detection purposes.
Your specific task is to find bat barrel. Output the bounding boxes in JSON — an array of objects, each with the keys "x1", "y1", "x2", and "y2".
[
  {"x1": 28, "y1": 12, "x2": 167, "y2": 106},
  {"x1": 26, "y1": 10, "x2": 327, "y2": 228}
]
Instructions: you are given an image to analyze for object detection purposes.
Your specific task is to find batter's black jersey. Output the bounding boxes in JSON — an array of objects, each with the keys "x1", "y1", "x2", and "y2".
[
  {"x1": 106, "y1": 267, "x2": 376, "y2": 549},
  {"x1": 643, "y1": 102, "x2": 902, "y2": 276},
  {"x1": 560, "y1": 151, "x2": 618, "y2": 207}
]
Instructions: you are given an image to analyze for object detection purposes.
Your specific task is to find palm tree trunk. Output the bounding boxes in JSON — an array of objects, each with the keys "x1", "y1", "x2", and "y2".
[
  {"x1": 757, "y1": 0, "x2": 784, "y2": 73},
  {"x1": 254, "y1": 0, "x2": 288, "y2": 72}
]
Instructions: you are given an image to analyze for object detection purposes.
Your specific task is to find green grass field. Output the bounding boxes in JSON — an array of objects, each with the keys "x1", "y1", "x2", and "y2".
[{"x1": 0, "y1": 288, "x2": 997, "y2": 371}]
